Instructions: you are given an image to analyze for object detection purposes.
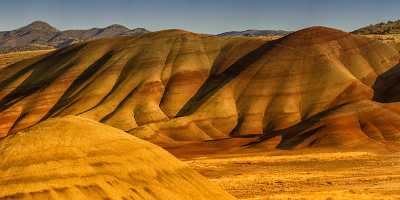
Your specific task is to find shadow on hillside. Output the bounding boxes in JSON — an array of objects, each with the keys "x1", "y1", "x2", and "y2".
[
  {"x1": 177, "y1": 39, "x2": 281, "y2": 117},
  {"x1": 245, "y1": 103, "x2": 349, "y2": 150},
  {"x1": 373, "y1": 63, "x2": 400, "y2": 103}
]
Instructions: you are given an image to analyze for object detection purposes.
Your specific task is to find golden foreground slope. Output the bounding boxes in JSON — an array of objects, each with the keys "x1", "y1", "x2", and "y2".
[
  {"x1": 0, "y1": 27, "x2": 400, "y2": 150},
  {"x1": 0, "y1": 116, "x2": 235, "y2": 200}
]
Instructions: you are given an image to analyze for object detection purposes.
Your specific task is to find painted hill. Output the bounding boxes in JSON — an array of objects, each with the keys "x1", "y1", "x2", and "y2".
[
  {"x1": 0, "y1": 50, "x2": 53, "y2": 69},
  {"x1": 0, "y1": 26, "x2": 399, "y2": 151},
  {"x1": 353, "y1": 20, "x2": 400, "y2": 35},
  {"x1": 218, "y1": 29, "x2": 290, "y2": 37},
  {"x1": 0, "y1": 21, "x2": 149, "y2": 53},
  {"x1": 0, "y1": 116, "x2": 235, "y2": 200}
]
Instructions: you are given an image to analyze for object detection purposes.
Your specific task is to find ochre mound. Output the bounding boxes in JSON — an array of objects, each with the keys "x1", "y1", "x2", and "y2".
[
  {"x1": 177, "y1": 26, "x2": 398, "y2": 136},
  {"x1": 0, "y1": 30, "x2": 270, "y2": 137},
  {"x1": 0, "y1": 116, "x2": 235, "y2": 200},
  {"x1": 0, "y1": 50, "x2": 53, "y2": 69},
  {"x1": 249, "y1": 100, "x2": 400, "y2": 151},
  {"x1": 0, "y1": 27, "x2": 399, "y2": 150}
]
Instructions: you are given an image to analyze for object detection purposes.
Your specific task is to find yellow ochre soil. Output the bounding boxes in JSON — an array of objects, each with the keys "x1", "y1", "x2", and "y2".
[
  {"x1": 185, "y1": 151, "x2": 400, "y2": 200},
  {"x1": 0, "y1": 50, "x2": 53, "y2": 68}
]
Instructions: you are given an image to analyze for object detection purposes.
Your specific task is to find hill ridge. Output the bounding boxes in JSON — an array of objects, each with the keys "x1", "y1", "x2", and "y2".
[
  {"x1": 353, "y1": 20, "x2": 400, "y2": 34},
  {"x1": 0, "y1": 21, "x2": 150, "y2": 53},
  {"x1": 0, "y1": 26, "x2": 399, "y2": 151}
]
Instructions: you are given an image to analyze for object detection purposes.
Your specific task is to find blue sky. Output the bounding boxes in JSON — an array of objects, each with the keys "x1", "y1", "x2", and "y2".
[{"x1": 1, "y1": 0, "x2": 400, "y2": 33}]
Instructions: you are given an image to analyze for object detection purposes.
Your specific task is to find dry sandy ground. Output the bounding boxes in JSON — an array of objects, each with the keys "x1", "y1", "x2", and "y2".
[{"x1": 184, "y1": 151, "x2": 400, "y2": 200}]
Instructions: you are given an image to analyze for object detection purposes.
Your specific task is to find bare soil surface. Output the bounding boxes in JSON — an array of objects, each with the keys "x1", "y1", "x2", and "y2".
[
  {"x1": 0, "y1": 50, "x2": 53, "y2": 68},
  {"x1": 184, "y1": 151, "x2": 400, "y2": 200}
]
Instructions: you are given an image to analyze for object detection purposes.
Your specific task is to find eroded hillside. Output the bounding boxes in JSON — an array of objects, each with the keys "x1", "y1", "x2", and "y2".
[{"x1": 1, "y1": 27, "x2": 400, "y2": 151}]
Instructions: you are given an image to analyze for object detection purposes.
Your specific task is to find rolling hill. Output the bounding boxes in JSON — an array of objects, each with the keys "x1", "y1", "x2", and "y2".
[
  {"x1": 0, "y1": 21, "x2": 149, "y2": 53},
  {"x1": 0, "y1": 116, "x2": 235, "y2": 200},
  {"x1": 0, "y1": 26, "x2": 399, "y2": 152}
]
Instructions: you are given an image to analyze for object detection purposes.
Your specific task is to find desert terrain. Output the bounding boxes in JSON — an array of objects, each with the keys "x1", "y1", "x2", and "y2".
[
  {"x1": 184, "y1": 151, "x2": 400, "y2": 200},
  {"x1": 0, "y1": 50, "x2": 53, "y2": 69},
  {"x1": 0, "y1": 116, "x2": 235, "y2": 200},
  {"x1": 362, "y1": 34, "x2": 400, "y2": 52},
  {"x1": 1, "y1": 22, "x2": 400, "y2": 199}
]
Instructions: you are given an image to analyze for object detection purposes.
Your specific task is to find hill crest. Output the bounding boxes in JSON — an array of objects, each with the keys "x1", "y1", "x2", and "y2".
[
  {"x1": 0, "y1": 21, "x2": 150, "y2": 53},
  {"x1": 0, "y1": 26, "x2": 399, "y2": 151},
  {"x1": 353, "y1": 20, "x2": 400, "y2": 34}
]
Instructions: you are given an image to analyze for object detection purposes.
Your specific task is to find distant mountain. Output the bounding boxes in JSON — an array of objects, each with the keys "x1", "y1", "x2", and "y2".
[
  {"x1": 353, "y1": 20, "x2": 400, "y2": 35},
  {"x1": 217, "y1": 29, "x2": 290, "y2": 37},
  {"x1": 0, "y1": 21, "x2": 150, "y2": 53}
]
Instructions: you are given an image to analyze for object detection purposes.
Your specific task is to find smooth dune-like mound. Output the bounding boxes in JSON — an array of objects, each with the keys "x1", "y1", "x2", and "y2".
[
  {"x1": 0, "y1": 27, "x2": 399, "y2": 150},
  {"x1": 0, "y1": 116, "x2": 235, "y2": 200}
]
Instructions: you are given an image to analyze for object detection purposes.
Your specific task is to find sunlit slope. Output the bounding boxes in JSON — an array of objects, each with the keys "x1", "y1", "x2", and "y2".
[
  {"x1": 0, "y1": 30, "x2": 269, "y2": 137},
  {"x1": 177, "y1": 27, "x2": 399, "y2": 136},
  {"x1": 0, "y1": 50, "x2": 53, "y2": 69},
  {"x1": 0, "y1": 27, "x2": 399, "y2": 149},
  {"x1": 0, "y1": 116, "x2": 235, "y2": 200}
]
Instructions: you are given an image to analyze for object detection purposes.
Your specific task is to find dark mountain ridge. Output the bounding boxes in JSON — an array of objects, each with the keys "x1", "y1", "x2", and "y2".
[
  {"x1": 217, "y1": 29, "x2": 291, "y2": 37},
  {"x1": 0, "y1": 21, "x2": 150, "y2": 53}
]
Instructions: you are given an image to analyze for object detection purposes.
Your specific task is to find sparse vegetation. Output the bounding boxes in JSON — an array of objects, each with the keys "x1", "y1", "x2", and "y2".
[{"x1": 353, "y1": 20, "x2": 400, "y2": 35}]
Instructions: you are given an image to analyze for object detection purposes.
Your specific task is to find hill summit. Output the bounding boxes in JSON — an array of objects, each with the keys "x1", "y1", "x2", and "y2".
[
  {"x1": 0, "y1": 21, "x2": 149, "y2": 53},
  {"x1": 21, "y1": 21, "x2": 59, "y2": 32},
  {"x1": 0, "y1": 116, "x2": 235, "y2": 199}
]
